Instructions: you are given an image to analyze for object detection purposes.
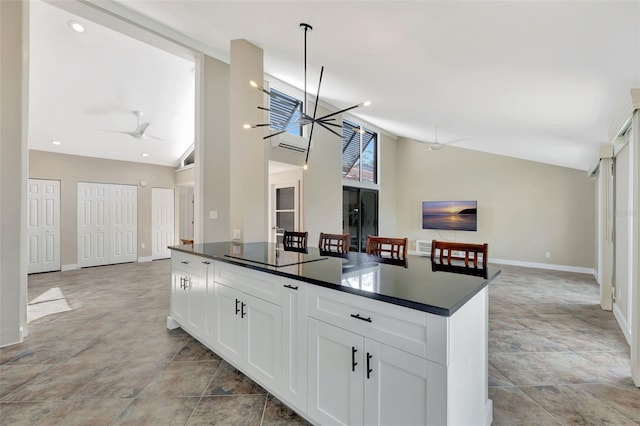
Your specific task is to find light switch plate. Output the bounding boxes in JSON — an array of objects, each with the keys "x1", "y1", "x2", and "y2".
[{"x1": 209, "y1": 210, "x2": 218, "y2": 219}]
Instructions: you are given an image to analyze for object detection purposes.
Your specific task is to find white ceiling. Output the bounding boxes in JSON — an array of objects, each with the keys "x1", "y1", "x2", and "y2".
[
  {"x1": 28, "y1": 0, "x2": 195, "y2": 167},
  {"x1": 30, "y1": 1, "x2": 639, "y2": 170}
]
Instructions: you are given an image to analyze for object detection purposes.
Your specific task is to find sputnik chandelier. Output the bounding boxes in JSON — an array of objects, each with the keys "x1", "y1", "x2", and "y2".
[{"x1": 243, "y1": 23, "x2": 370, "y2": 170}]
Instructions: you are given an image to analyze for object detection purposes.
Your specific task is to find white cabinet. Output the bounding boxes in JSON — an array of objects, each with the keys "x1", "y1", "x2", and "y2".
[
  {"x1": 211, "y1": 263, "x2": 283, "y2": 393},
  {"x1": 170, "y1": 252, "x2": 213, "y2": 339},
  {"x1": 308, "y1": 318, "x2": 364, "y2": 426},
  {"x1": 281, "y1": 280, "x2": 308, "y2": 413},
  {"x1": 168, "y1": 250, "x2": 491, "y2": 426},
  {"x1": 364, "y1": 339, "x2": 430, "y2": 426},
  {"x1": 307, "y1": 285, "x2": 448, "y2": 426},
  {"x1": 308, "y1": 318, "x2": 431, "y2": 426}
]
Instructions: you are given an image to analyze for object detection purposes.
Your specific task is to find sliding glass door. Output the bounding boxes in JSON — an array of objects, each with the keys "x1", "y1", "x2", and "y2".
[{"x1": 343, "y1": 187, "x2": 378, "y2": 252}]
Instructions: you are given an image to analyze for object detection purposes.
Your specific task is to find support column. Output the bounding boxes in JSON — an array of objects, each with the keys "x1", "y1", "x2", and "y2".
[
  {"x1": 629, "y1": 89, "x2": 639, "y2": 386},
  {"x1": 0, "y1": 0, "x2": 28, "y2": 347},
  {"x1": 598, "y1": 155, "x2": 614, "y2": 311},
  {"x1": 229, "y1": 40, "x2": 267, "y2": 242}
]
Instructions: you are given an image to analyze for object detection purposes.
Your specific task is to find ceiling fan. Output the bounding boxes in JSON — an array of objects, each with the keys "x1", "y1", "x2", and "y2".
[
  {"x1": 102, "y1": 110, "x2": 162, "y2": 141},
  {"x1": 424, "y1": 124, "x2": 467, "y2": 151}
]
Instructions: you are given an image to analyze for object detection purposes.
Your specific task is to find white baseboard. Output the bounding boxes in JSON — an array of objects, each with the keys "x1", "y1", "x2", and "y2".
[
  {"x1": 485, "y1": 399, "x2": 493, "y2": 426},
  {"x1": 613, "y1": 304, "x2": 631, "y2": 345},
  {"x1": 137, "y1": 256, "x2": 153, "y2": 263},
  {"x1": 166, "y1": 316, "x2": 181, "y2": 330},
  {"x1": 0, "y1": 329, "x2": 23, "y2": 348},
  {"x1": 489, "y1": 258, "x2": 595, "y2": 275},
  {"x1": 61, "y1": 264, "x2": 78, "y2": 272},
  {"x1": 409, "y1": 252, "x2": 596, "y2": 276}
]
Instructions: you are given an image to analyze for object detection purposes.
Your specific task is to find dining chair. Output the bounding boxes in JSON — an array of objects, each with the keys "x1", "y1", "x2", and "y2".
[
  {"x1": 283, "y1": 230, "x2": 308, "y2": 249},
  {"x1": 430, "y1": 240, "x2": 488, "y2": 268},
  {"x1": 318, "y1": 232, "x2": 350, "y2": 253},
  {"x1": 365, "y1": 236, "x2": 408, "y2": 259}
]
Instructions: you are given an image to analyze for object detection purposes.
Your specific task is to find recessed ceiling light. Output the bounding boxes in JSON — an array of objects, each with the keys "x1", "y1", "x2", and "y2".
[
  {"x1": 141, "y1": 153, "x2": 149, "y2": 157},
  {"x1": 68, "y1": 21, "x2": 85, "y2": 33},
  {"x1": 51, "y1": 140, "x2": 62, "y2": 146}
]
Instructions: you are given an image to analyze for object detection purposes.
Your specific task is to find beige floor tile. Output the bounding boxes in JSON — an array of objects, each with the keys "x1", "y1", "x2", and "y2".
[
  {"x1": 36, "y1": 398, "x2": 133, "y2": 426},
  {"x1": 0, "y1": 364, "x2": 52, "y2": 398},
  {"x1": 204, "y1": 361, "x2": 267, "y2": 396},
  {"x1": 489, "y1": 386, "x2": 560, "y2": 425},
  {"x1": 112, "y1": 397, "x2": 200, "y2": 425},
  {"x1": 187, "y1": 395, "x2": 266, "y2": 425},
  {"x1": 137, "y1": 361, "x2": 220, "y2": 398},
  {"x1": 0, "y1": 400, "x2": 62, "y2": 426},
  {"x1": 262, "y1": 394, "x2": 310, "y2": 426},
  {"x1": 521, "y1": 385, "x2": 638, "y2": 425}
]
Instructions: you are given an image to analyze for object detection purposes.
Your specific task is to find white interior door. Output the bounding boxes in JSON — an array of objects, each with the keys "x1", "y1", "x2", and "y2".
[
  {"x1": 77, "y1": 182, "x2": 109, "y2": 268},
  {"x1": 27, "y1": 179, "x2": 60, "y2": 273},
  {"x1": 271, "y1": 182, "x2": 299, "y2": 244},
  {"x1": 152, "y1": 187, "x2": 174, "y2": 259},
  {"x1": 110, "y1": 184, "x2": 137, "y2": 264}
]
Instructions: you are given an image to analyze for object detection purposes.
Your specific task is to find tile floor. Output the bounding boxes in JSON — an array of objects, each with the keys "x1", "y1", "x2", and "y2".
[{"x1": 0, "y1": 260, "x2": 638, "y2": 425}]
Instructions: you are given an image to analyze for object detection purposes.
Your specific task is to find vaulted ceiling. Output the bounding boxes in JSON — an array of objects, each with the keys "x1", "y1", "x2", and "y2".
[{"x1": 30, "y1": 1, "x2": 639, "y2": 170}]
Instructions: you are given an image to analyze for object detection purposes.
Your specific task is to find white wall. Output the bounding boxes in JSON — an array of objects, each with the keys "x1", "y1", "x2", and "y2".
[
  {"x1": 378, "y1": 132, "x2": 398, "y2": 236},
  {"x1": 301, "y1": 104, "x2": 343, "y2": 244},
  {"x1": 201, "y1": 55, "x2": 231, "y2": 243},
  {"x1": 395, "y1": 137, "x2": 596, "y2": 269},
  {"x1": 29, "y1": 150, "x2": 176, "y2": 265}
]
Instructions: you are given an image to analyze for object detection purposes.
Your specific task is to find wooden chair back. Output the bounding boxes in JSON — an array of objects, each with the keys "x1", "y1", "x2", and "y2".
[
  {"x1": 283, "y1": 231, "x2": 308, "y2": 249},
  {"x1": 365, "y1": 236, "x2": 408, "y2": 259},
  {"x1": 431, "y1": 240, "x2": 488, "y2": 269},
  {"x1": 318, "y1": 232, "x2": 350, "y2": 253}
]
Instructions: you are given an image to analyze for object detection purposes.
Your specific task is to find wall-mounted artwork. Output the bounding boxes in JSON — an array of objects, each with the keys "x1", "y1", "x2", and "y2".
[{"x1": 422, "y1": 200, "x2": 477, "y2": 231}]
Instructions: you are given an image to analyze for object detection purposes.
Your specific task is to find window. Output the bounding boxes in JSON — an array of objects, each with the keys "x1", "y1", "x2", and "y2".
[
  {"x1": 269, "y1": 88, "x2": 303, "y2": 136},
  {"x1": 342, "y1": 120, "x2": 377, "y2": 183},
  {"x1": 180, "y1": 144, "x2": 195, "y2": 168}
]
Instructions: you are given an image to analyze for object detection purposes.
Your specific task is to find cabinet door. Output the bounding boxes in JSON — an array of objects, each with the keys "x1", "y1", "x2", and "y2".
[
  {"x1": 308, "y1": 318, "x2": 364, "y2": 426},
  {"x1": 281, "y1": 281, "x2": 307, "y2": 412},
  {"x1": 244, "y1": 293, "x2": 282, "y2": 392},
  {"x1": 172, "y1": 270, "x2": 189, "y2": 324},
  {"x1": 212, "y1": 283, "x2": 244, "y2": 361},
  {"x1": 363, "y1": 340, "x2": 428, "y2": 426},
  {"x1": 187, "y1": 272, "x2": 206, "y2": 334}
]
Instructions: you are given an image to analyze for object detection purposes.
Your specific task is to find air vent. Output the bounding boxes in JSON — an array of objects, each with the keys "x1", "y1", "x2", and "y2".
[
  {"x1": 270, "y1": 133, "x2": 308, "y2": 152},
  {"x1": 415, "y1": 240, "x2": 432, "y2": 256}
]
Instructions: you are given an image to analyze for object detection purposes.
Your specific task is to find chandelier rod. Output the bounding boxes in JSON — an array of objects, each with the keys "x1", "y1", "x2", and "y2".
[{"x1": 300, "y1": 23, "x2": 312, "y2": 117}]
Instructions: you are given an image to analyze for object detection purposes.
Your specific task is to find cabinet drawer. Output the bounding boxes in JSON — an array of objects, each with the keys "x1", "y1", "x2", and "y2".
[
  {"x1": 307, "y1": 285, "x2": 429, "y2": 358},
  {"x1": 215, "y1": 262, "x2": 283, "y2": 306},
  {"x1": 172, "y1": 251, "x2": 206, "y2": 276}
]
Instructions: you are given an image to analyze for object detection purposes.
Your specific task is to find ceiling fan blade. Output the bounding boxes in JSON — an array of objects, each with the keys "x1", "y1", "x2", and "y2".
[
  {"x1": 144, "y1": 134, "x2": 163, "y2": 141},
  {"x1": 101, "y1": 129, "x2": 136, "y2": 137},
  {"x1": 137, "y1": 122, "x2": 151, "y2": 134},
  {"x1": 442, "y1": 138, "x2": 469, "y2": 145}
]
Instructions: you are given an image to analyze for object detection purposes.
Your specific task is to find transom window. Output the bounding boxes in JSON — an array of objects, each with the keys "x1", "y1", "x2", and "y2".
[
  {"x1": 269, "y1": 88, "x2": 303, "y2": 136},
  {"x1": 342, "y1": 120, "x2": 377, "y2": 183}
]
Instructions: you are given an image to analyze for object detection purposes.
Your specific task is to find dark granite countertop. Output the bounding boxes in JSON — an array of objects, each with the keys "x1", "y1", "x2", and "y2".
[{"x1": 170, "y1": 242, "x2": 500, "y2": 316}]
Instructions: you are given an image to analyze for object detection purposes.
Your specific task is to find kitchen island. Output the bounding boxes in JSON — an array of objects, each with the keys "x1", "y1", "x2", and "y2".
[{"x1": 168, "y1": 242, "x2": 500, "y2": 425}]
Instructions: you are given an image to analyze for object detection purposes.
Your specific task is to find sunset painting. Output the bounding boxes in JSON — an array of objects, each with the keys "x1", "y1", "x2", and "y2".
[{"x1": 422, "y1": 200, "x2": 477, "y2": 231}]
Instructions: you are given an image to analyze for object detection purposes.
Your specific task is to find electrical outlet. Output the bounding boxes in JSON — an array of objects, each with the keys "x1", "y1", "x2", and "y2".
[
  {"x1": 545, "y1": 251, "x2": 551, "y2": 258},
  {"x1": 141, "y1": 243, "x2": 145, "y2": 249},
  {"x1": 232, "y1": 229, "x2": 241, "y2": 240}
]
